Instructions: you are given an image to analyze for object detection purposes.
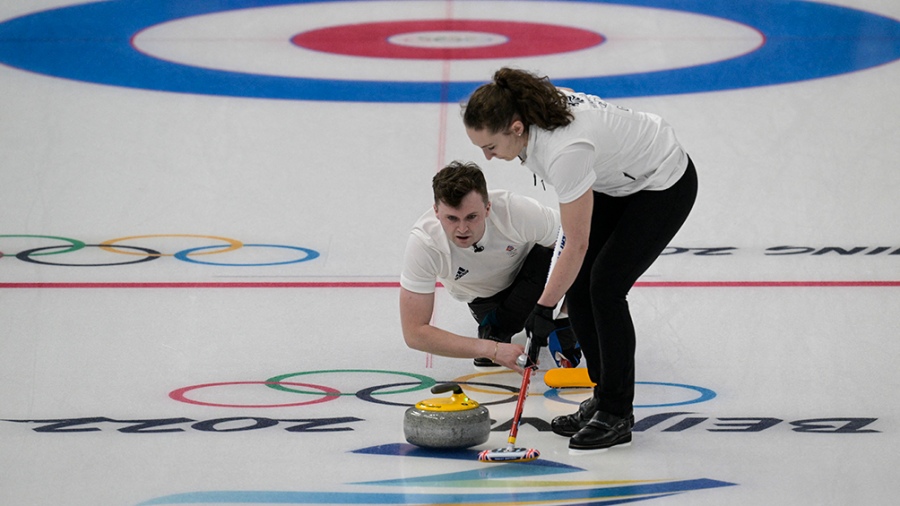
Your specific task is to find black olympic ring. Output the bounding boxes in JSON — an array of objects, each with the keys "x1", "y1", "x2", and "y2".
[
  {"x1": 16, "y1": 244, "x2": 161, "y2": 267},
  {"x1": 356, "y1": 381, "x2": 521, "y2": 407}
]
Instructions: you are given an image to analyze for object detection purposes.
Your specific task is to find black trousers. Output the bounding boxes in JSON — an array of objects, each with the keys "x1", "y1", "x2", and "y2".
[
  {"x1": 566, "y1": 159, "x2": 698, "y2": 416},
  {"x1": 468, "y1": 244, "x2": 554, "y2": 338}
]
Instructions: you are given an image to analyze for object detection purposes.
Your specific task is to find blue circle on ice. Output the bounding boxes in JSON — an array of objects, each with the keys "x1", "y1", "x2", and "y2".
[{"x1": 0, "y1": 0, "x2": 898, "y2": 102}]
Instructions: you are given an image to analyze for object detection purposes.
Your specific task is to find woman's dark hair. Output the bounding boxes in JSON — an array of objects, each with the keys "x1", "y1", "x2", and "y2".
[
  {"x1": 462, "y1": 67, "x2": 573, "y2": 133},
  {"x1": 432, "y1": 161, "x2": 489, "y2": 208}
]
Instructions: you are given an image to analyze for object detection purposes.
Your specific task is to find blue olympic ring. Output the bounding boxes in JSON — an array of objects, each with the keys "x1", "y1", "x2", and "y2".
[
  {"x1": 0, "y1": 0, "x2": 897, "y2": 102},
  {"x1": 544, "y1": 381, "x2": 717, "y2": 408},
  {"x1": 174, "y1": 244, "x2": 320, "y2": 266}
]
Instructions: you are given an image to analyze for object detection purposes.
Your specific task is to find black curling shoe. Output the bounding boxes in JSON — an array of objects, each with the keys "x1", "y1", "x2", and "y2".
[
  {"x1": 568, "y1": 411, "x2": 634, "y2": 451},
  {"x1": 551, "y1": 396, "x2": 600, "y2": 437}
]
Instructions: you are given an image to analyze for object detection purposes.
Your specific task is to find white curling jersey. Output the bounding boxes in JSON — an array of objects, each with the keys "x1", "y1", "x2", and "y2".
[
  {"x1": 400, "y1": 190, "x2": 559, "y2": 303},
  {"x1": 523, "y1": 89, "x2": 689, "y2": 203}
]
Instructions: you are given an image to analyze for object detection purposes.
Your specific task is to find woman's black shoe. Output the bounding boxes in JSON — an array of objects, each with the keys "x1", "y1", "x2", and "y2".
[
  {"x1": 568, "y1": 411, "x2": 634, "y2": 450},
  {"x1": 551, "y1": 397, "x2": 600, "y2": 436}
]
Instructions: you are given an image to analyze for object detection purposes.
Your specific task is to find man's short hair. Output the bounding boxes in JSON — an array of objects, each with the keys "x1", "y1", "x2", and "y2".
[{"x1": 432, "y1": 161, "x2": 489, "y2": 208}]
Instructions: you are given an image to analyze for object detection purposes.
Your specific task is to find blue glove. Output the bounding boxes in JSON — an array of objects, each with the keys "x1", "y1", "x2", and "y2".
[{"x1": 549, "y1": 325, "x2": 582, "y2": 368}]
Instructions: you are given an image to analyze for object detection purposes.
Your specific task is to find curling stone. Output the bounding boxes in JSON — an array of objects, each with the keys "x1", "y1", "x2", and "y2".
[{"x1": 404, "y1": 383, "x2": 491, "y2": 449}]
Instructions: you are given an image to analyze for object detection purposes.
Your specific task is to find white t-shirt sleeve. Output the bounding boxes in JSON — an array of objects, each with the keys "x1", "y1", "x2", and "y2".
[
  {"x1": 399, "y1": 232, "x2": 440, "y2": 294},
  {"x1": 547, "y1": 142, "x2": 597, "y2": 204},
  {"x1": 505, "y1": 192, "x2": 561, "y2": 247}
]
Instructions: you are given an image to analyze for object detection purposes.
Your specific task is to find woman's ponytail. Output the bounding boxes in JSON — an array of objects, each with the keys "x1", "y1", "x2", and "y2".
[{"x1": 463, "y1": 68, "x2": 573, "y2": 133}]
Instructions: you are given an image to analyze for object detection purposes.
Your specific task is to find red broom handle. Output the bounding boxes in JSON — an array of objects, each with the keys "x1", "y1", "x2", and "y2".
[{"x1": 507, "y1": 363, "x2": 533, "y2": 444}]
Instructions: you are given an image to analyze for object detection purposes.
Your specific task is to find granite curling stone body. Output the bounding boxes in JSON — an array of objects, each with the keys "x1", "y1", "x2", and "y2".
[{"x1": 404, "y1": 383, "x2": 491, "y2": 449}]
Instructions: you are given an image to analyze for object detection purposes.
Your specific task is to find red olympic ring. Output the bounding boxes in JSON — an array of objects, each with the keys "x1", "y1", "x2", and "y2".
[{"x1": 169, "y1": 381, "x2": 340, "y2": 408}]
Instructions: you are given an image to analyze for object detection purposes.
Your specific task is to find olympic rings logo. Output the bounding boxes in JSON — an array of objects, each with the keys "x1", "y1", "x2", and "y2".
[
  {"x1": 169, "y1": 369, "x2": 716, "y2": 409},
  {"x1": 170, "y1": 370, "x2": 521, "y2": 409},
  {"x1": 0, "y1": 234, "x2": 319, "y2": 267}
]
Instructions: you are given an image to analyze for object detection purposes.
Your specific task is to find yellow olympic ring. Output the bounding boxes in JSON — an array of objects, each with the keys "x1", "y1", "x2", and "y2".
[
  {"x1": 450, "y1": 369, "x2": 527, "y2": 396},
  {"x1": 99, "y1": 234, "x2": 243, "y2": 257}
]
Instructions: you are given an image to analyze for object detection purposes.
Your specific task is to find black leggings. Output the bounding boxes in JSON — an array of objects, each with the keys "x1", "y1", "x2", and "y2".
[
  {"x1": 468, "y1": 244, "x2": 554, "y2": 337},
  {"x1": 566, "y1": 159, "x2": 698, "y2": 416}
]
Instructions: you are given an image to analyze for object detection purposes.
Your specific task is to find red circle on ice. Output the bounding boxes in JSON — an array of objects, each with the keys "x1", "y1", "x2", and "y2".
[{"x1": 291, "y1": 20, "x2": 604, "y2": 59}]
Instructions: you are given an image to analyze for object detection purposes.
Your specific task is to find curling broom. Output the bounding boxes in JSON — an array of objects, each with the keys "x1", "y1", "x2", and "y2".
[{"x1": 477, "y1": 334, "x2": 540, "y2": 463}]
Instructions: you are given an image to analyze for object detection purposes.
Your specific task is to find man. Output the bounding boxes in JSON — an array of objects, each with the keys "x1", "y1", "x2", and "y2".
[{"x1": 399, "y1": 161, "x2": 579, "y2": 371}]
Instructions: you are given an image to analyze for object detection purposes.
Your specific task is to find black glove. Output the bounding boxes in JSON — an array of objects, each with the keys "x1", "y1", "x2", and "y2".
[{"x1": 524, "y1": 304, "x2": 555, "y2": 367}]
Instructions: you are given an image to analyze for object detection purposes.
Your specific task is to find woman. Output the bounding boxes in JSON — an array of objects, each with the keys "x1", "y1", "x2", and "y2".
[{"x1": 463, "y1": 68, "x2": 698, "y2": 451}]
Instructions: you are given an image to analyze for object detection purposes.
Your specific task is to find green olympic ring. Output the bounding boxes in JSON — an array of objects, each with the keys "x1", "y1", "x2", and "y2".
[
  {"x1": 265, "y1": 369, "x2": 437, "y2": 396},
  {"x1": 0, "y1": 234, "x2": 85, "y2": 256}
]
